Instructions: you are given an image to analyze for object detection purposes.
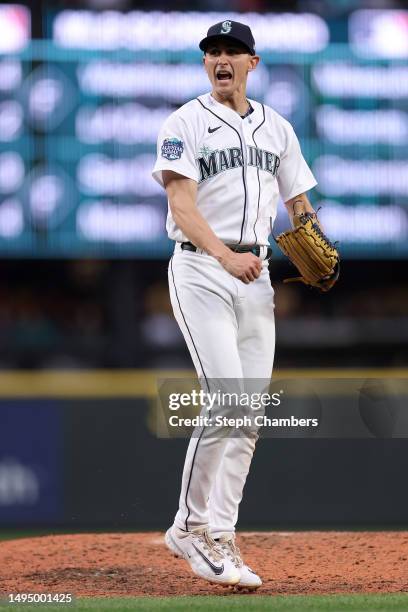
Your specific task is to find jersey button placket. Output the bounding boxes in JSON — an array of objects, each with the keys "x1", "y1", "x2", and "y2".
[{"x1": 240, "y1": 123, "x2": 253, "y2": 245}]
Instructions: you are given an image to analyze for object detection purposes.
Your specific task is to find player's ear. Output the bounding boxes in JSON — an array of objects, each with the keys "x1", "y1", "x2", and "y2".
[{"x1": 248, "y1": 55, "x2": 260, "y2": 71}]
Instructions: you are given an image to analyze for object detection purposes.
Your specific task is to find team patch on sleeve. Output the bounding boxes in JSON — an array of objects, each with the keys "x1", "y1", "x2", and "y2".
[{"x1": 161, "y1": 138, "x2": 184, "y2": 161}]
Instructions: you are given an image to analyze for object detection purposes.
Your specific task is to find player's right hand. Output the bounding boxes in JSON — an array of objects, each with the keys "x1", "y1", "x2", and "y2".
[{"x1": 220, "y1": 251, "x2": 262, "y2": 284}]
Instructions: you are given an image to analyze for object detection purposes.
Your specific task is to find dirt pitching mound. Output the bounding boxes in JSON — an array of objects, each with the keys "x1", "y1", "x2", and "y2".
[{"x1": 1, "y1": 531, "x2": 408, "y2": 597}]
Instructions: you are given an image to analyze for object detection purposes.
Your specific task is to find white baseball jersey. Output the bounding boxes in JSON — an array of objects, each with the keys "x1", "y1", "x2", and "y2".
[{"x1": 152, "y1": 92, "x2": 317, "y2": 245}]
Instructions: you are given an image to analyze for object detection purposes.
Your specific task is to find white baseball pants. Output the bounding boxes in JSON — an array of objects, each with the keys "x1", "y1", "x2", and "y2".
[{"x1": 168, "y1": 243, "x2": 275, "y2": 537}]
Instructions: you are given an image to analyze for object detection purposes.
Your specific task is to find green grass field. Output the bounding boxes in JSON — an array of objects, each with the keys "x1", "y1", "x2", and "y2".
[{"x1": 2, "y1": 594, "x2": 408, "y2": 611}]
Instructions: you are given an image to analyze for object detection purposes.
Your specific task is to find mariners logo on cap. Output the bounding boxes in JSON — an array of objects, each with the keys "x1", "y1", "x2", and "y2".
[
  {"x1": 161, "y1": 138, "x2": 184, "y2": 161},
  {"x1": 220, "y1": 20, "x2": 232, "y2": 34}
]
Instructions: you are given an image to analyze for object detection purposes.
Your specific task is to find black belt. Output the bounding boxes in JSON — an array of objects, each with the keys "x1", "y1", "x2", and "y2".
[{"x1": 180, "y1": 241, "x2": 272, "y2": 259}]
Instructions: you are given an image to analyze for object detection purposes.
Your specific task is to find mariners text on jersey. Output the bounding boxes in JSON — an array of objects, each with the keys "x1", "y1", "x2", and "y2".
[
  {"x1": 152, "y1": 93, "x2": 317, "y2": 245},
  {"x1": 197, "y1": 145, "x2": 280, "y2": 183}
]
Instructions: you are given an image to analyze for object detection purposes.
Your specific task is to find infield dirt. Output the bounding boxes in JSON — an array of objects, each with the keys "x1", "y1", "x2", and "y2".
[{"x1": 1, "y1": 532, "x2": 408, "y2": 597}]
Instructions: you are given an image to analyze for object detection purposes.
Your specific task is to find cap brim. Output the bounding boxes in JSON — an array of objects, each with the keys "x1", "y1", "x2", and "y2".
[{"x1": 199, "y1": 34, "x2": 255, "y2": 55}]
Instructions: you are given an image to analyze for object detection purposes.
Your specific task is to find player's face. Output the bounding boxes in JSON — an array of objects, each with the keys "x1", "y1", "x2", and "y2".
[{"x1": 203, "y1": 41, "x2": 259, "y2": 98}]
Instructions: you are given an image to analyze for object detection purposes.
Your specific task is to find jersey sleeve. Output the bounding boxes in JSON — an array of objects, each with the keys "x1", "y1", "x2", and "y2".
[
  {"x1": 152, "y1": 111, "x2": 198, "y2": 187},
  {"x1": 277, "y1": 124, "x2": 317, "y2": 202}
]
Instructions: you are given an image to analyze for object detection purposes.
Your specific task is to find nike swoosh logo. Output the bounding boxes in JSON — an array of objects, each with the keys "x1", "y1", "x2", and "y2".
[
  {"x1": 208, "y1": 126, "x2": 222, "y2": 133},
  {"x1": 192, "y1": 544, "x2": 224, "y2": 575}
]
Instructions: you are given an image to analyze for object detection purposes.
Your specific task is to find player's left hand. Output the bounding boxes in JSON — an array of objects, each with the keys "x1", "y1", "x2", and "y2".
[{"x1": 275, "y1": 212, "x2": 339, "y2": 291}]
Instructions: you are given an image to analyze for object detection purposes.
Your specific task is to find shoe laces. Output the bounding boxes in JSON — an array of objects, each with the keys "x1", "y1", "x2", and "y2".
[
  {"x1": 219, "y1": 535, "x2": 243, "y2": 568},
  {"x1": 192, "y1": 529, "x2": 224, "y2": 563}
]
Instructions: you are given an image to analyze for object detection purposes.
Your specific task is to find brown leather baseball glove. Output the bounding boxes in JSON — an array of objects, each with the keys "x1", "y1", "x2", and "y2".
[{"x1": 275, "y1": 212, "x2": 340, "y2": 292}]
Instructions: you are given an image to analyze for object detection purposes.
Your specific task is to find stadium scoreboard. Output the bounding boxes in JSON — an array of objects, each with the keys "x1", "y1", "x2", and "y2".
[{"x1": 0, "y1": 8, "x2": 406, "y2": 257}]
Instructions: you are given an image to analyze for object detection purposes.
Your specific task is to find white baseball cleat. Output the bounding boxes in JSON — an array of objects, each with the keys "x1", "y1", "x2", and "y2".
[
  {"x1": 165, "y1": 525, "x2": 241, "y2": 586},
  {"x1": 217, "y1": 533, "x2": 262, "y2": 590}
]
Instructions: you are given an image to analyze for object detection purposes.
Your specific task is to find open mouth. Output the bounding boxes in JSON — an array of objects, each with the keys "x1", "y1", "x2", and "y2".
[{"x1": 216, "y1": 70, "x2": 232, "y2": 81}]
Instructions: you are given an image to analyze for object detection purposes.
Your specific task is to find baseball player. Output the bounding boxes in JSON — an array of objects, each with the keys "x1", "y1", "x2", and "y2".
[{"x1": 152, "y1": 20, "x2": 317, "y2": 589}]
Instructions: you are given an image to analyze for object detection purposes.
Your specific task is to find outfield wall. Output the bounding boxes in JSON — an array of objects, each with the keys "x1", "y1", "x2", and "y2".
[{"x1": 0, "y1": 369, "x2": 407, "y2": 528}]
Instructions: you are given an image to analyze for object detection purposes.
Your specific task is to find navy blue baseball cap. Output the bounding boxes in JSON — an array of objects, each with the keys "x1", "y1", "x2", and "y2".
[{"x1": 199, "y1": 20, "x2": 256, "y2": 55}]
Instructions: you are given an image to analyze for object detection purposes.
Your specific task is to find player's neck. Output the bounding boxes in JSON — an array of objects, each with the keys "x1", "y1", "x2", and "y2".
[{"x1": 211, "y1": 91, "x2": 250, "y2": 117}]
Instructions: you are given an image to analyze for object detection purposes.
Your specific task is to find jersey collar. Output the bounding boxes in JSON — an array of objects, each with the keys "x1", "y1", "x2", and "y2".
[{"x1": 198, "y1": 93, "x2": 262, "y2": 128}]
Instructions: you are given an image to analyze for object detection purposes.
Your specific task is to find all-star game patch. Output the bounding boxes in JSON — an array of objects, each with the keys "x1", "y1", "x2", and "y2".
[{"x1": 161, "y1": 138, "x2": 184, "y2": 161}]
